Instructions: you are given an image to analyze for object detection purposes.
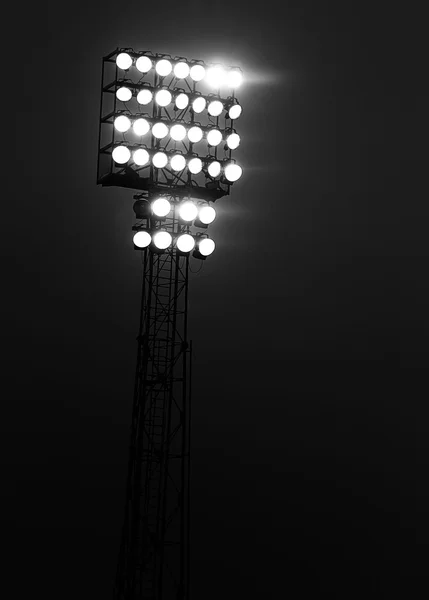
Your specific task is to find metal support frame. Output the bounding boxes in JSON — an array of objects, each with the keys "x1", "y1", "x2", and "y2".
[{"x1": 114, "y1": 203, "x2": 191, "y2": 599}]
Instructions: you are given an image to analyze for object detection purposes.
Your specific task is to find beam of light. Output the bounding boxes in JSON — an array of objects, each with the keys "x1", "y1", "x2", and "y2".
[{"x1": 133, "y1": 231, "x2": 151, "y2": 248}]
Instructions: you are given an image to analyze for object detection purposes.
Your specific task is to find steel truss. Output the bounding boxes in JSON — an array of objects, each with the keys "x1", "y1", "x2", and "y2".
[{"x1": 114, "y1": 200, "x2": 191, "y2": 600}]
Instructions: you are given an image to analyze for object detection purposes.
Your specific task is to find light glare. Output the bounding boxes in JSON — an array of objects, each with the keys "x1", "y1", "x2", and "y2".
[
  {"x1": 199, "y1": 205, "x2": 216, "y2": 225},
  {"x1": 114, "y1": 115, "x2": 131, "y2": 133},
  {"x1": 153, "y1": 230, "x2": 172, "y2": 250},
  {"x1": 116, "y1": 87, "x2": 132, "y2": 102},
  {"x1": 190, "y1": 64, "x2": 205, "y2": 81},
  {"x1": 133, "y1": 231, "x2": 151, "y2": 248},
  {"x1": 207, "y1": 100, "x2": 223, "y2": 116},
  {"x1": 155, "y1": 89, "x2": 172, "y2": 107},
  {"x1": 133, "y1": 118, "x2": 150, "y2": 136},
  {"x1": 170, "y1": 154, "x2": 186, "y2": 171},
  {"x1": 133, "y1": 148, "x2": 150, "y2": 166},
  {"x1": 137, "y1": 89, "x2": 153, "y2": 105},
  {"x1": 198, "y1": 238, "x2": 215, "y2": 256},
  {"x1": 152, "y1": 197, "x2": 171, "y2": 217},
  {"x1": 187, "y1": 126, "x2": 203, "y2": 143},
  {"x1": 174, "y1": 62, "x2": 190, "y2": 79},
  {"x1": 152, "y1": 152, "x2": 168, "y2": 168},
  {"x1": 116, "y1": 53, "x2": 133, "y2": 70},
  {"x1": 112, "y1": 145, "x2": 131, "y2": 164},
  {"x1": 155, "y1": 59, "x2": 172, "y2": 77},
  {"x1": 136, "y1": 56, "x2": 152, "y2": 73},
  {"x1": 152, "y1": 122, "x2": 169, "y2": 139},
  {"x1": 188, "y1": 157, "x2": 203, "y2": 174},
  {"x1": 176, "y1": 234, "x2": 195, "y2": 253},
  {"x1": 170, "y1": 124, "x2": 187, "y2": 141},
  {"x1": 206, "y1": 66, "x2": 226, "y2": 88},
  {"x1": 227, "y1": 69, "x2": 243, "y2": 88},
  {"x1": 207, "y1": 129, "x2": 222, "y2": 146},
  {"x1": 179, "y1": 201, "x2": 198, "y2": 222},
  {"x1": 192, "y1": 97, "x2": 206, "y2": 114}
]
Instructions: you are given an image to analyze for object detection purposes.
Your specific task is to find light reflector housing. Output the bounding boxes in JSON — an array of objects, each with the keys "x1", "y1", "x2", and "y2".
[{"x1": 133, "y1": 230, "x2": 151, "y2": 248}]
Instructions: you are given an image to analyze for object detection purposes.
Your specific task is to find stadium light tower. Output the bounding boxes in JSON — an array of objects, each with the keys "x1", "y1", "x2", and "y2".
[{"x1": 97, "y1": 48, "x2": 243, "y2": 600}]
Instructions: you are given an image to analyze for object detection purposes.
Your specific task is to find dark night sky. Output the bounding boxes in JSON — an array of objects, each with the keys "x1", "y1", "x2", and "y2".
[{"x1": 5, "y1": 1, "x2": 429, "y2": 597}]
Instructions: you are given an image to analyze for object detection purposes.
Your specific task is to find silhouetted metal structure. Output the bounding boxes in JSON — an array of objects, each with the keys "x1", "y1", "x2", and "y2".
[{"x1": 97, "y1": 47, "x2": 243, "y2": 600}]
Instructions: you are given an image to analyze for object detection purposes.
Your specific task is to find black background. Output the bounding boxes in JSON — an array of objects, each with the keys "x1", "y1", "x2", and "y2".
[{"x1": 5, "y1": 1, "x2": 429, "y2": 597}]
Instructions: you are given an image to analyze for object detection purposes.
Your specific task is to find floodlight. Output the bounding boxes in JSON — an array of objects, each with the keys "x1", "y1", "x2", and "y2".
[
  {"x1": 227, "y1": 69, "x2": 243, "y2": 88},
  {"x1": 133, "y1": 148, "x2": 150, "y2": 166},
  {"x1": 116, "y1": 87, "x2": 132, "y2": 102},
  {"x1": 170, "y1": 124, "x2": 187, "y2": 142},
  {"x1": 152, "y1": 197, "x2": 171, "y2": 217},
  {"x1": 188, "y1": 157, "x2": 203, "y2": 174},
  {"x1": 116, "y1": 53, "x2": 133, "y2": 70},
  {"x1": 152, "y1": 152, "x2": 168, "y2": 168},
  {"x1": 176, "y1": 234, "x2": 195, "y2": 253},
  {"x1": 192, "y1": 97, "x2": 206, "y2": 114},
  {"x1": 114, "y1": 115, "x2": 131, "y2": 133},
  {"x1": 207, "y1": 100, "x2": 223, "y2": 117},
  {"x1": 199, "y1": 205, "x2": 216, "y2": 225},
  {"x1": 112, "y1": 145, "x2": 131, "y2": 164},
  {"x1": 174, "y1": 62, "x2": 190, "y2": 79},
  {"x1": 179, "y1": 201, "x2": 198, "y2": 222},
  {"x1": 205, "y1": 66, "x2": 225, "y2": 88},
  {"x1": 226, "y1": 133, "x2": 240, "y2": 149},
  {"x1": 152, "y1": 122, "x2": 169, "y2": 139},
  {"x1": 133, "y1": 230, "x2": 151, "y2": 248},
  {"x1": 228, "y1": 103, "x2": 242, "y2": 120},
  {"x1": 224, "y1": 163, "x2": 242, "y2": 182},
  {"x1": 170, "y1": 154, "x2": 186, "y2": 171},
  {"x1": 137, "y1": 89, "x2": 153, "y2": 105},
  {"x1": 156, "y1": 59, "x2": 172, "y2": 77},
  {"x1": 155, "y1": 89, "x2": 172, "y2": 107},
  {"x1": 187, "y1": 126, "x2": 203, "y2": 143},
  {"x1": 133, "y1": 118, "x2": 150, "y2": 136},
  {"x1": 153, "y1": 230, "x2": 172, "y2": 250},
  {"x1": 175, "y1": 93, "x2": 189, "y2": 110},
  {"x1": 198, "y1": 238, "x2": 215, "y2": 256},
  {"x1": 190, "y1": 64, "x2": 205, "y2": 81},
  {"x1": 207, "y1": 161, "x2": 221, "y2": 177},
  {"x1": 207, "y1": 129, "x2": 222, "y2": 146},
  {"x1": 136, "y1": 56, "x2": 152, "y2": 73}
]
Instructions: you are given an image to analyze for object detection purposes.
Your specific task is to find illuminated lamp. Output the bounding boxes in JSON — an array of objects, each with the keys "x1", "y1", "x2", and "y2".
[
  {"x1": 155, "y1": 59, "x2": 172, "y2": 77},
  {"x1": 136, "y1": 88, "x2": 153, "y2": 105},
  {"x1": 226, "y1": 132, "x2": 240, "y2": 149},
  {"x1": 116, "y1": 87, "x2": 132, "y2": 102},
  {"x1": 192, "y1": 97, "x2": 206, "y2": 114},
  {"x1": 224, "y1": 162, "x2": 243, "y2": 182},
  {"x1": 136, "y1": 56, "x2": 152, "y2": 73},
  {"x1": 187, "y1": 126, "x2": 203, "y2": 143},
  {"x1": 152, "y1": 122, "x2": 169, "y2": 139},
  {"x1": 179, "y1": 201, "x2": 198, "y2": 222},
  {"x1": 207, "y1": 100, "x2": 223, "y2": 116},
  {"x1": 151, "y1": 197, "x2": 171, "y2": 218},
  {"x1": 152, "y1": 152, "x2": 168, "y2": 168},
  {"x1": 175, "y1": 93, "x2": 189, "y2": 110},
  {"x1": 207, "y1": 161, "x2": 221, "y2": 177},
  {"x1": 190, "y1": 64, "x2": 205, "y2": 81},
  {"x1": 155, "y1": 89, "x2": 172, "y2": 107},
  {"x1": 226, "y1": 69, "x2": 243, "y2": 88},
  {"x1": 205, "y1": 66, "x2": 226, "y2": 88},
  {"x1": 133, "y1": 230, "x2": 151, "y2": 248},
  {"x1": 114, "y1": 115, "x2": 131, "y2": 133},
  {"x1": 133, "y1": 148, "x2": 150, "y2": 166},
  {"x1": 228, "y1": 103, "x2": 242, "y2": 120},
  {"x1": 116, "y1": 53, "x2": 133, "y2": 70},
  {"x1": 170, "y1": 124, "x2": 187, "y2": 142},
  {"x1": 133, "y1": 118, "x2": 150, "y2": 136},
  {"x1": 176, "y1": 234, "x2": 195, "y2": 253},
  {"x1": 170, "y1": 154, "x2": 186, "y2": 171},
  {"x1": 207, "y1": 129, "x2": 222, "y2": 146},
  {"x1": 152, "y1": 230, "x2": 172, "y2": 250},
  {"x1": 174, "y1": 62, "x2": 190, "y2": 79},
  {"x1": 112, "y1": 145, "x2": 130, "y2": 164},
  {"x1": 188, "y1": 157, "x2": 203, "y2": 174}
]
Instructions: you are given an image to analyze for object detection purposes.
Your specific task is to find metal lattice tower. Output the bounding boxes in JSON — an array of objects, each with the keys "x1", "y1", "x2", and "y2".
[{"x1": 97, "y1": 48, "x2": 243, "y2": 600}]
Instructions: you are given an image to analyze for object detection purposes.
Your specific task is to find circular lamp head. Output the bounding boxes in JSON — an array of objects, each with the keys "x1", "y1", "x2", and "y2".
[
  {"x1": 192, "y1": 97, "x2": 206, "y2": 114},
  {"x1": 174, "y1": 62, "x2": 190, "y2": 79},
  {"x1": 188, "y1": 157, "x2": 203, "y2": 174},
  {"x1": 199, "y1": 205, "x2": 216, "y2": 225},
  {"x1": 153, "y1": 230, "x2": 172, "y2": 250},
  {"x1": 170, "y1": 154, "x2": 186, "y2": 171},
  {"x1": 227, "y1": 69, "x2": 243, "y2": 88},
  {"x1": 190, "y1": 64, "x2": 206, "y2": 81},
  {"x1": 136, "y1": 56, "x2": 152, "y2": 73},
  {"x1": 152, "y1": 197, "x2": 171, "y2": 217},
  {"x1": 155, "y1": 59, "x2": 172, "y2": 77},
  {"x1": 187, "y1": 126, "x2": 203, "y2": 143},
  {"x1": 176, "y1": 234, "x2": 195, "y2": 253},
  {"x1": 133, "y1": 118, "x2": 150, "y2": 136},
  {"x1": 152, "y1": 122, "x2": 169, "y2": 139},
  {"x1": 133, "y1": 231, "x2": 151, "y2": 248},
  {"x1": 205, "y1": 66, "x2": 226, "y2": 88},
  {"x1": 136, "y1": 89, "x2": 153, "y2": 105},
  {"x1": 116, "y1": 87, "x2": 132, "y2": 102},
  {"x1": 170, "y1": 124, "x2": 187, "y2": 142},
  {"x1": 133, "y1": 148, "x2": 150, "y2": 166},
  {"x1": 114, "y1": 115, "x2": 131, "y2": 133},
  {"x1": 226, "y1": 133, "x2": 240, "y2": 150},
  {"x1": 224, "y1": 163, "x2": 242, "y2": 182},
  {"x1": 198, "y1": 238, "x2": 215, "y2": 256},
  {"x1": 175, "y1": 93, "x2": 189, "y2": 110},
  {"x1": 179, "y1": 201, "x2": 198, "y2": 222},
  {"x1": 207, "y1": 129, "x2": 222, "y2": 146},
  {"x1": 153, "y1": 152, "x2": 168, "y2": 168},
  {"x1": 116, "y1": 52, "x2": 133, "y2": 70},
  {"x1": 155, "y1": 89, "x2": 172, "y2": 107},
  {"x1": 208, "y1": 161, "x2": 221, "y2": 177},
  {"x1": 228, "y1": 104, "x2": 242, "y2": 120},
  {"x1": 207, "y1": 100, "x2": 223, "y2": 116},
  {"x1": 112, "y1": 145, "x2": 131, "y2": 164}
]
